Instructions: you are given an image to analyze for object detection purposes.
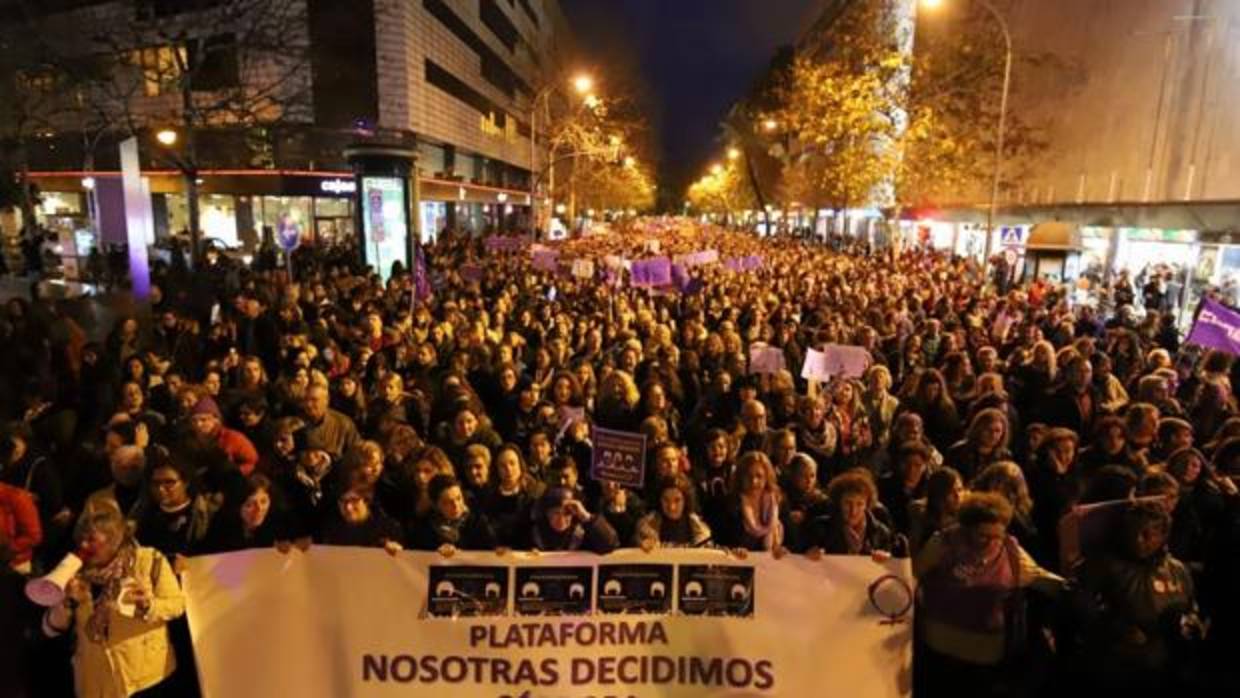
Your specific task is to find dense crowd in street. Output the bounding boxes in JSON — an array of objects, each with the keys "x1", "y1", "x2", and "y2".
[{"x1": 1, "y1": 219, "x2": 1238, "y2": 697}]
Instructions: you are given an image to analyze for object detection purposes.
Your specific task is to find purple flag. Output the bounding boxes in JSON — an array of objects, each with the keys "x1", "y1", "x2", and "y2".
[
  {"x1": 1188, "y1": 298, "x2": 1240, "y2": 355},
  {"x1": 485, "y1": 235, "x2": 524, "y2": 252},
  {"x1": 413, "y1": 245, "x2": 432, "y2": 302},
  {"x1": 531, "y1": 249, "x2": 559, "y2": 272},
  {"x1": 671, "y1": 263, "x2": 690, "y2": 290},
  {"x1": 631, "y1": 257, "x2": 672, "y2": 287},
  {"x1": 724, "y1": 257, "x2": 743, "y2": 272}
]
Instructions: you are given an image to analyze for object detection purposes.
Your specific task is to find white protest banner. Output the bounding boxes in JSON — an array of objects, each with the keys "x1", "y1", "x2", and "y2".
[
  {"x1": 801, "y1": 348, "x2": 829, "y2": 382},
  {"x1": 572, "y1": 259, "x2": 596, "y2": 280},
  {"x1": 185, "y1": 547, "x2": 913, "y2": 698},
  {"x1": 748, "y1": 343, "x2": 786, "y2": 375},
  {"x1": 821, "y1": 344, "x2": 872, "y2": 379}
]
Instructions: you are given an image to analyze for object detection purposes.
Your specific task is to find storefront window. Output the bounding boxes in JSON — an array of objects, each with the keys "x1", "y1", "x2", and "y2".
[
  {"x1": 420, "y1": 201, "x2": 446, "y2": 243},
  {"x1": 163, "y1": 193, "x2": 238, "y2": 246},
  {"x1": 38, "y1": 191, "x2": 84, "y2": 217},
  {"x1": 200, "y1": 195, "x2": 238, "y2": 247},
  {"x1": 315, "y1": 198, "x2": 350, "y2": 218}
]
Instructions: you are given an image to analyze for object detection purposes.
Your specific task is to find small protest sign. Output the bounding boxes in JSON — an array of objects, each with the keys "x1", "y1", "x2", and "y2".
[
  {"x1": 571, "y1": 259, "x2": 595, "y2": 280},
  {"x1": 590, "y1": 426, "x2": 647, "y2": 487},
  {"x1": 630, "y1": 257, "x2": 672, "y2": 287},
  {"x1": 749, "y1": 343, "x2": 786, "y2": 375}
]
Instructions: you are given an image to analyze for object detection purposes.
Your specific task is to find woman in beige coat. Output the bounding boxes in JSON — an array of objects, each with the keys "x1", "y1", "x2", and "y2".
[{"x1": 43, "y1": 505, "x2": 185, "y2": 698}]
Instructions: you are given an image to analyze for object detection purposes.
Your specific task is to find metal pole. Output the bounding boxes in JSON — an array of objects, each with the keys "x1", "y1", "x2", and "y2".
[
  {"x1": 981, "y1": 0, "x2": 1012, "y2": 274},
  {"x1": 530, "y1": 97, "x2": 538, "y2": 235}
]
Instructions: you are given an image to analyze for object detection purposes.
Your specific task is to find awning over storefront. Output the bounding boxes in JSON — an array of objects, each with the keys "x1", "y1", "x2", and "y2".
[
  {"x1": 1026, "y1": 222, "x2": 1082, "y2": 251},
  {"x1": 903, "y1": 200, "x2": 1240, "y2": 237}
]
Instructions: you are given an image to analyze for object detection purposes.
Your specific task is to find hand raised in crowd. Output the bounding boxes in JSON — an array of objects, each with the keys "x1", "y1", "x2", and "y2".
[{"x1": 65, "y1": 577, "x2": 91, "y2": 606}]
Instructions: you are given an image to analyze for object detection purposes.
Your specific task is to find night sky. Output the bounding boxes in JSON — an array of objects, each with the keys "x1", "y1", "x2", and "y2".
[{"x1": 560, "y1": 0, "x2": 819, "y2": 207}]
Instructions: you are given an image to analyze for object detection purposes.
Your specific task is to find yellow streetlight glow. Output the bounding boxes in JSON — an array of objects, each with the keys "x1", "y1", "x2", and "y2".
[
  {"x1": 156, "y1": 129, "x2": 178, "y2": 146},
  {"x1": 762, "y1": 119, "x2": 778, "y2": 132},
  {"x1": 727, "y1": 148, "x2": 741, "y2": 160},
  {"x1": 710, "y1": 163, "x2": 724, "y2": 176},
  {"x1": 623, "y1": 156, "x2": 636, "y2": 168},
  {"x1": 572, "y1": 74, "x2": 594, "y2": 94}
]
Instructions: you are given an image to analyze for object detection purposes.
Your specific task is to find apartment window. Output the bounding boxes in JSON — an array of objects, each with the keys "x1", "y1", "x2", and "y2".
[
  {"x1": 131, "y1": 45, "x2": 186, "y2": 97},
  {"x1": 480, "y1": 0, "x2": 518, "y2": 52},
  {"x1": 519, "y1": 0, "x2": 539, "y2": 27},
  {"x1": 137, "y1": 0, "x2": 227, "y2": 20},
  {"x1": 423, "y1": 0, "x2": 530, "y2": 97},
  {"x1": 188, "y1": 34, "x2": 240, "y2": 91}
]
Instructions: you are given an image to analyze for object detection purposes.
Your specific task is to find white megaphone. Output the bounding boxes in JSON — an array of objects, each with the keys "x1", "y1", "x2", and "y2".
[{"x1": 25, "y1": 551, "x2": 86, "y2": 607}]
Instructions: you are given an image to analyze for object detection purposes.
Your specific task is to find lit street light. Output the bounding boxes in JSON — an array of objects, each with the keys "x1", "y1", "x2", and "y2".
[
  {"x1": 573, "y1": 74, "x2": 594, "y2": 95},
  {"x1": 727, "y1": 147, "x2": 741, "y2": 160},
  {"x1": 762, "y1": 118, "x2": 778, "y2": 132},
  {"x1": 156, "y1": 129, "x2": 178, "y2": 146},
  {"x1": 922, "y1": 0, "x2": 1012, "y2": 270},
  {"x1": 710, "y1": 163, "x2": 724, "y2": 176}
]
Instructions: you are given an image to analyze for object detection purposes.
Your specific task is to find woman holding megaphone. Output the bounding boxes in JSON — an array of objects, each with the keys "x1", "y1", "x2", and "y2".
[{"x1": 39, "y1": 505, "x2": 184, "y2": 698}]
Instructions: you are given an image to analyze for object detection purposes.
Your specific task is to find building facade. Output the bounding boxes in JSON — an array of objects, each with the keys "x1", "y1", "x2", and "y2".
[
  {"x1": 0, "y1": 0, "x2": 571, "y2": 270},
  {"x1": 900, "y1": 0, "x2": 1240, "y2": 313}
]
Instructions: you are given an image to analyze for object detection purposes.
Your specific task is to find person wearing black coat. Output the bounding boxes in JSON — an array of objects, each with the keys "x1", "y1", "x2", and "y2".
[
  {"x1": 274, "y1": 447, "x2": 335, "y2": 541},
  {"x1": 408, "y1": 475, "x2": 498, "y2": 552},
  {"x1": 198, "y1": 474, "x2": 287, "y2": 553},
  {"x1": 1039, "y1": 356, "x2": 1102, "y2": 438},
  {"x1": 234, "y1": 294, "x2": 282, "y2": 377},
  {"x1": 319, "y1": 487, "x2": 404, "y2": 550},
  {"x1": 524, "y1": 487, "x2": 620, "y2": 554},
  {"x1": 1072, "y1": 502, "x2": 1205, "y2": 691},
  {"x1": 794, "y1": 470, "x2": 908, "y2": 557}
]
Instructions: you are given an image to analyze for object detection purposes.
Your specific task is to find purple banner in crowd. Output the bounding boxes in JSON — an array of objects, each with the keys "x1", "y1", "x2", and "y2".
[
  {"x1": 723, "y1": 255, "x2": 763, "y2": 272},
  {"x1": 1187, "y1": 298, "x2": 1240, "y2": 355},
  {"x1": 531, "y1": 249, "x2": 560, "y2": 272},
  {"x1": 675, "y1": 249, "x2": 719, "y2": 267},
  {"x1": 485, "y1": 236, "x2": 525, "y2": 252},
  {"x1": 631, "y1": 257, "x2": 672, "y2": 287}
]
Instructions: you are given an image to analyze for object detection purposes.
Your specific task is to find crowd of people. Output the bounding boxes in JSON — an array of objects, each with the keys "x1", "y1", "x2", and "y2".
[{"x1": 1, "y1": 219, "x2": 1238, "y2": 697}]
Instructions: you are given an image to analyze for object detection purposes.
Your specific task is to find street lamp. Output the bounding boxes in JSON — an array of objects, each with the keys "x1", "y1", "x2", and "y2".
[
  {"x1": 727, "y1": 147, "x2": 741, "y2": 161},
  {"x1": 710, "y1": 163, "x2": 724, "y2": 176},
  {"x1": 530, "y1": 72, "x2": 596, "y2": 235},
  {"x1": 623, "y1": 156, "x2": 636, "y2": 169},
  {"x1": 762, "y1": 119, "x2": 778, "y2": 132},
  {"x1": 156, "y1": 129, "x2": 178, "y2": 146},
  {"x1": 922, "y1": 0, "x2": 1012, "y2": 269}
]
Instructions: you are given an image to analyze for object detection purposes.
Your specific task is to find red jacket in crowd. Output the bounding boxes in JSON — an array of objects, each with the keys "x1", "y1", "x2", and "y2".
[
  {"x1": 0, "y1": 481, "x2": 43, "y2": 568},
  {"x1": 216, "y1": 427, "x2": 259, "y2": 477}
]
